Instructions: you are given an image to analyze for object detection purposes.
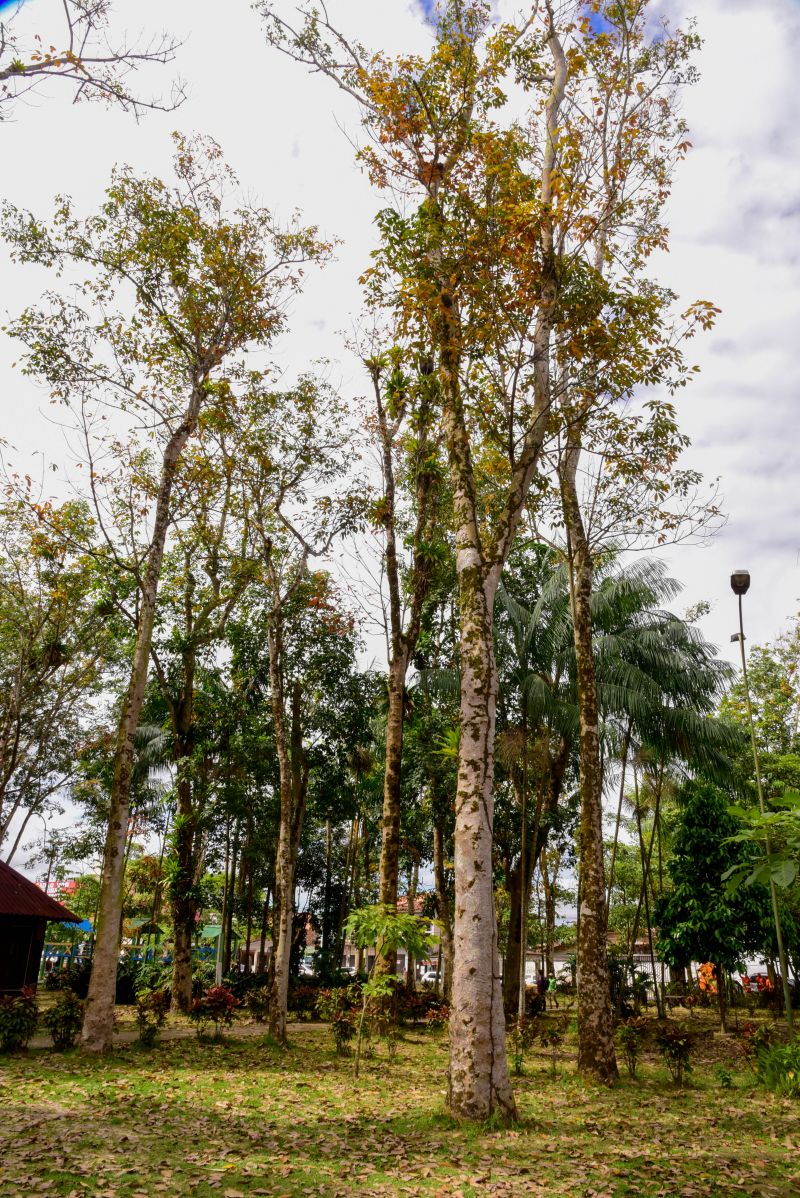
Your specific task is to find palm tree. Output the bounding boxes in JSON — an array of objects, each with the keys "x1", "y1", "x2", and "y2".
[{"x1": 494, "y1": 550, "x2": 738, "y2": 1014}]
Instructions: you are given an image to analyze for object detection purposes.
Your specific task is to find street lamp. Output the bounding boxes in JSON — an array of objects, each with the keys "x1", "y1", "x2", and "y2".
[{"x1": 730, "y1": 570, "x2": 794, "y2": 1034}]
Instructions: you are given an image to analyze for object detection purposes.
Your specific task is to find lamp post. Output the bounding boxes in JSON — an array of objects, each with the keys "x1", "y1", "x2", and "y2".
[{"x1": 730, "y1": 570, "x2": 794, "y2": 1034}]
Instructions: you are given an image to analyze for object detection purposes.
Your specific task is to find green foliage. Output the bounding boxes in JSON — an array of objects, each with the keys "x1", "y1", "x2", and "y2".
[
  {"x1": 135, "y1": 989, "x2": 171, "y2": 1047},
  {"x1": 617, "y1": 1017, "x2": 647, "y2": 1079},
  {"x1": 725, "y1": 789, "x2": 800, "y2": 891},
  {"x1": 245, "y1": 986, "x2": 271, "y2": 1023},
  {"x1": 45, "y1": 959, "x2": 92, "y2": 999},
  {"x1": 753, "y1": 1041, "x2": 800, "y2": 1098},
  {"x1": 715, "y1": 1064, "x2": 734, "y2": 1089},
  {"x1": 424, "y1": 1003, "x2": 450, "y2": 1036},
  {"x1": 188, "y1": 986, "x2": 240, "y2": 1040},
  {"x1": 508, "y1": 1015, "x2": 536, "y2": 1076},
  {"x1": 655, "y1": 1024, "x2": 693, "y2": 1087},
  {"x1": 538, "y1": 1014, "x2": 570, "y2": 1078},
  {"x1": 344, "y1": 905, "x2": 436, "y2": 1075},
  {"x1": 655, "y1": 780, "x2": 771, "y2": 972},
  {"x1": 315, "y1": 986, "x2": 359, "y2": 1055},
  {"x1": 42, "y1": 990, "x2": 84, "y2": 1050},
  {"x1": 344, "y1": 904, "x2": 434, "y2": 963},
  {"x1": 0, "y1": 987, "x2": 39, "y2": 1052}
]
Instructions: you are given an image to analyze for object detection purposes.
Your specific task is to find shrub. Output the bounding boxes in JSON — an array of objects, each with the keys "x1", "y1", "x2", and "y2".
[
  {"x1": 246, "y1": 986, "x2": 271, "y2": 1023},
  {"x1": 524, "y1": 986, "x2": 546, "y2": 1018},
  {"x1": 289, "y1": 983, "x2": 320, "y2": 1021},
  {"x1": 189, "y1": 985, "x2": 240, "y2": 1039},
  {"x1": 539, "y1": 1013, "x2": 570, "y2": 1077},
  {"x1": 425, "y1": 1004, "x2": 450, "y2": 1037},
  {"x1": 191, "y1": 959, "x2": 217, "y2": 997},
  {"x1": 754, "y1": 1042, "x2": 800, "y2": 1098},
  {"x1": 135, "y1": 988, "x2": 171, "y2": 1047},
  {"x1": 316, "y1": 986, "x2": 360, "y2": 1056},
  {"x1": 715, "y1": 1064, "x2": 734, "y2": 1089},
  {"x1": 617, "y1": 1017, "x2": 647, "y2": 1079},
  {"x1": 42, "y1": 990, "x2": 84, "y2": 1049},
  {"x1": 508, "y1": 1015, "x2": 536, "y2": 1076},
  {"x1": 0, "y1": 987, "x2": 39, "y2": 1052},
  {"x1": 655, "y1": 1024, "x2": 693, "y2": 1086},
  {"x1": 46, "y1": 959, "x2": 92, "y2": 999}
]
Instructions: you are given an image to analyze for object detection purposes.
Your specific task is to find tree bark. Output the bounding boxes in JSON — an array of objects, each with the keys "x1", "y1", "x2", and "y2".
[
  {"x1": 561, "y1": 439, "x2": 619, "y2": 1082},
  {"x1": 170, "y1": 653, "x2": 198, "y2": 1011},
  {"x1": 503, "y1": 859, "x2": 523, "y2": 1016},
  {"x1": 541, "y1": 848, "x2": 558, "y2": 975},
  {"x1": 81, "y1": 382, "x2": 205, "y2": 1052},
  {"x1": 433, "y1": 820, "x2": 453, "y2": 1000},
  {"x1": 446, "y1": 545, "x2": 516, "y2": 1121},
  {"x1": 268, "y1": 655, "x2": 307, "y2": 1042},
  {"x1": 376, "y1": 652, "x2": 408, "y2": 978},
  {"x1": 372, "y1": 360, "x2": 437, "y2": 979}
]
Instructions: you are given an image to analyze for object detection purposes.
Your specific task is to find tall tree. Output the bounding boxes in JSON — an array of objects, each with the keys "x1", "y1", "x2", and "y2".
[
  {"x1": 656, "y1": 779, "x2": 771, "y2": 1032},
  {"x1": 0, "y1": 495, "x2": 114, "y2": 857},
  {"x1": 261, "y1": 0, "x2": 565, "y2": 1121},
  {"x1": 361, "y1": 344, "x2": 446, "y2": 978},
  {"x1": 3, "y1": 135, "x2": 329, "y2": 1050}
]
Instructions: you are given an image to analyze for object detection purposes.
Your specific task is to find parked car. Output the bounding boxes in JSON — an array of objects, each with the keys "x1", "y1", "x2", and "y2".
[{"x1": 419, "y1": 968, "x2": 439, "y2": 985}]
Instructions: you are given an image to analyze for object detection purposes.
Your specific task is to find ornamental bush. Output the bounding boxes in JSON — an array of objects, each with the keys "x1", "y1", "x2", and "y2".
[
  {"x1": 42, "y1": 989, "x2": 84, "y2": 1049},
  {"x1": 655, "y1": 1023, "x2": 693, "y2": 1087},
  {"x1": 135, "y1": 988, "x2": 171, "y2": 1047},
  {"x1": 755, "y1": 1042, "x2": 800, "y2": 1099},
  {"x1": 0, "y1": 987, "x2": 39, "y2": 1052},
  {"x1": 316, "y1": 985, "x2": 360, "y2": 1055},
  {"x1": 617, "y1": 1016, "x2": 648, "y2": 1079},
  {"x1": 189, "y1": 985, "x2": 240, "y2": 1039}
]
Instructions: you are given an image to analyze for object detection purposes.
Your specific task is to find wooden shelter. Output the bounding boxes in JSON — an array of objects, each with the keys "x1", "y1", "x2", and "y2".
[{"x1": 0, "y1": 859, "x2": 78, "y2": 995}]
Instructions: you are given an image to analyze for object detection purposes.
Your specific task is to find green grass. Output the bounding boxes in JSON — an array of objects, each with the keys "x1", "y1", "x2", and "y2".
[{"x1": 1, "y1": 1014, "x2": 798, "y2": 1197}]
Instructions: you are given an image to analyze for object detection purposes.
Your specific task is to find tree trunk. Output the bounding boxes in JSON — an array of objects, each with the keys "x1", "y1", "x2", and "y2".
[
  {"x1": 376, "y1": 653, "x2": 408, "y2": 978},
  {"x1": 717, "y1": 965, "x2": 728, "y2": 1033},
  {"x1": 268, "y1": 659, "x2": 307, "y2": 1042},
  {"x1": 81, "y1": 383, "x2": 204, "y2": 1052},
  {"x1": 541, "y1": 849, "x2": 558, "y2": 975},
  {"x1": 266, "y1": 605, "x2": 293, "y2": 1042},
  {"x1": 170, "y1": 708, "x2": 198, "y2": 1011},
  {"x1": 503, "y1": 860, "x2": 523, "y2": 1016},
  {"x1": 561, "y1": 441, "x2": 618, "y2": 1083},
  {"x1": 223, "y1": 824, "x2": 239, "y2": 977},
  {"x1": 371, "y1": 354, "x2": 437, "y2": 980},
  {"x1": 433, "y1": 820, "x2": 453, "y2": 1000},
  {"x1": 446, "y1": 561, "x2": 516, "y2": 1121}
]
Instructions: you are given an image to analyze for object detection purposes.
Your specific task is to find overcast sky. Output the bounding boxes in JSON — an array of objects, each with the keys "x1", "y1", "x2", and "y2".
[{"x1": 2, "y1": 0, "x2": 798, "y2": 678}]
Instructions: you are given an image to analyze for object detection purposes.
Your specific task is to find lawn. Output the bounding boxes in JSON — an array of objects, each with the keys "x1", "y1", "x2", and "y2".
[{"x1": 1, "y1": 1012, "x2": 798, "y2": 1198}]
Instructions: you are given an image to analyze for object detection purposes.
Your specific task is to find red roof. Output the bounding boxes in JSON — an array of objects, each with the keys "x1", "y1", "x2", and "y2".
[{"x1": 0, "y1": 860, "x2": 79, "y2": 921}]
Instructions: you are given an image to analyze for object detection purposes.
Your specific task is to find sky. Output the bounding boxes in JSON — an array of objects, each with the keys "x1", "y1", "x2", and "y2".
[{"x1": 1, "y1": 0, "x2": 799, "y2": 866}]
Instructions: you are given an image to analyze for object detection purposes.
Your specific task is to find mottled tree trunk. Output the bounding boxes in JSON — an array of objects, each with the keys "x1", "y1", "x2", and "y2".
[
  {"x1": 446, "y1": 560, "x2": 516, "y2": 1121},
  {"x1": 376, "y1": 652, "x2": 408, "y2": 977},
  {"x1": 405, "y1": 856, "x2": 419, "y2": 987},
  {"x1": 170, "y1": 672, "x2": 197, "y2": 1012},
  {"x1": 561, "y1": 441, "x2": 619, "y2": 1082},
  {"x1": 433, "y1": 820, "x2": 454, "y2": 1000},
  {"x1": 268, "y1": 668, "x2": 307, "y2": 1043},
  {"x1": 503, "y1": 860, "x2": 523, "y2": 1016},
  {"x1": 541, "y1": 850, "x2": 558, "y2": 975},
  {"x1": 372, "y1": 358, "x2": 437, "y2": 980},
  {"x1": 267, "y1": 612, "x2": 293, "y2": 1043},
  {"x1": 81, "y1": 384, "x2": 204, "y2": 1052}
]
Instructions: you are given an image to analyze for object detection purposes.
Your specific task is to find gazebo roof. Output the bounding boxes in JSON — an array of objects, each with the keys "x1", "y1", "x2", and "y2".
[
  {"x1": 201, "y1": 924, "x2": 241, "y2": 941},
  {"x1": 0, "y1": 860, "x2": 79, "y2": 922}
]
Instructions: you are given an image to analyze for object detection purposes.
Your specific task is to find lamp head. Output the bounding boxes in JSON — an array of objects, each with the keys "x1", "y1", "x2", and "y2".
[{"x1": 730, "y1": 570, "x2": 751, "y2": 596}]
